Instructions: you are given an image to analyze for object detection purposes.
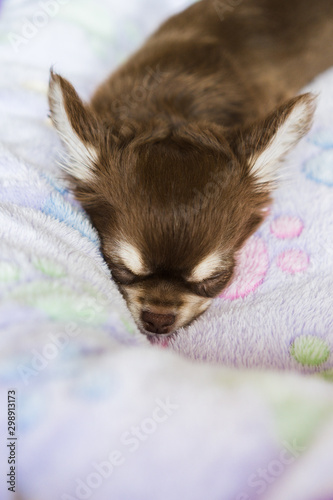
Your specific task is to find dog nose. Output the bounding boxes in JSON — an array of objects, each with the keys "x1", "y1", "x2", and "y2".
[{"x1": 141, "y1": 311, "x2": 176, "y2": 334}]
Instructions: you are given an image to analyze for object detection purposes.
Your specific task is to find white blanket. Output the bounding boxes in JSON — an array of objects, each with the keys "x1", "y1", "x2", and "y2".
[{"x1": 0, "y1": 1, "x2": 333, "y2": 499}]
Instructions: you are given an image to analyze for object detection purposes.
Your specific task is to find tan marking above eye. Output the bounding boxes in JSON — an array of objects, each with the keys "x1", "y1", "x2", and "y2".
[
  {"x1": 187, "y1": 251, "x2": 224, "y2": 282},
  {"x1": 115, "y1": 241, "x2": 147, "y2": 275}
]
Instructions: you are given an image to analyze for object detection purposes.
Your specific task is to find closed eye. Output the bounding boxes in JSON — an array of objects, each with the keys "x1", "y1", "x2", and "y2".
[
  {"x1": 205, "y1": 273, "x2": 227, "y2": 280},
  {"x1": 108, "y1": 263, "x2": 138, "y2": 285},
  {"x1": 189, "y1": 269, "x2": 233, "y2": 297}
]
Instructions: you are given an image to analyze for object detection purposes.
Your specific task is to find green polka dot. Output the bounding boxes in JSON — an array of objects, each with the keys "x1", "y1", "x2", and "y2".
[
  {"x1": 319, "y1": 369, "x2": 333, "y2": 382},
  {"x1": 261, "y1": 375, "x2": 333, "y2": 447},
  {"x1": 0, "y1": 262, "x2": 20, "y2": 282},
  {"x1": 33, "y1": 258, "x2": 66, "y2": 278},
  {"x1": 290, "y1": 336, "x2": 330, "y2": 367},
  {"x1": 274, "y1": 396, "x2": 332, "y2": 447},
  {"x1": 9, "y1": 282, "x2": 108, "y2": 325}
]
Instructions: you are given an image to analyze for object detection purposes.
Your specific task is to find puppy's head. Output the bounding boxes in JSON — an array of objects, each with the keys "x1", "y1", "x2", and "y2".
[{"x1": 48, "y1": 72, "x2": 315, "y2": 337}]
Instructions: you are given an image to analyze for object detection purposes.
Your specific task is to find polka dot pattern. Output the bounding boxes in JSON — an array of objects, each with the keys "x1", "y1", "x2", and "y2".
[
  {"x1": 9, "y1": 282, "x2": 108, "y2": 325},
  {"x1": 220, "y1": 211, "x2": 310, "y2": 301},
  {"x1": 270, "y1": 216, "x2": 304, "y2": 239},
  {"x1": 0, "y1": 261, "x2": 21, "y2": 282},
  {"x1": 221, "y1": 236, "x2": 269, "y2": 300},
  {"x1": 308, "y1": 128, "x2": 333, "y2": 149},
  {"x1": 303, "y1": 150, "x2": 333, "y2": 187},
  {"x1": 320, "y1": 369, "x2": 333, "y2": 382},
  {"x1": 290, "y1": 336, "x2": 330, "y2": 367},
  {"x1": 277, "y1": 249, "x2": 309, "y2": 274},
  {"x1": 33, "y1": 257, "x2": 66, "y2": 278}
]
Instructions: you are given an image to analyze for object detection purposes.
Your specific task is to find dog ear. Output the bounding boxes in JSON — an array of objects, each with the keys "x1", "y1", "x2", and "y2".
[
  {"x1": 237, "y1": 93, "x2": 316, "y2": 187},
  {"x1": 48, "y1": 70, "x2": 101, "y2": 182}
]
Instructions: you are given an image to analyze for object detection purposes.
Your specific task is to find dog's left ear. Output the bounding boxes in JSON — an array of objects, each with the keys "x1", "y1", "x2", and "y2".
[
  {"x1": 237, "y1": 93, "x2": 316, "y2": 187},
  {"x1": 48, "y1": 70, "x2": 101, "y2": 182}
]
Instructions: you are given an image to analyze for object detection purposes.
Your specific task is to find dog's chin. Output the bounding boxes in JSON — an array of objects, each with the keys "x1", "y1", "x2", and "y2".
[
  {"x1": 144, "y1": 330, "x2": 178, "y2": 346},
  {"x1": 134, "y1": 320, "x2": 179, "y2": 345}
]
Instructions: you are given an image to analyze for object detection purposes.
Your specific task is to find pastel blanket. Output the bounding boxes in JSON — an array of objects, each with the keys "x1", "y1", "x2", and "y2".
[{"x1": 0, "y1": 1, "x2": 333, "y2": 499}]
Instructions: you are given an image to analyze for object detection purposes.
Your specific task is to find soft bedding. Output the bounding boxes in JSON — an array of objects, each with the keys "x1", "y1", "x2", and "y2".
[{"x1": 0, "y1": 1, "x2": 333, "y2": 499}]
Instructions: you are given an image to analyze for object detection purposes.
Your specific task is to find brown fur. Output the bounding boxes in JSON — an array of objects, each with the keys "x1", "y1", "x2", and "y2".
[{"x1": 48, "y1": 0, "x2": 333, "y2": 336}]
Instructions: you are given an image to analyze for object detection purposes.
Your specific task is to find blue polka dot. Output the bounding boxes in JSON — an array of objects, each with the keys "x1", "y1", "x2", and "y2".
[
  {"x1": 42, "y1": 193, "x2": 100, "y2": 245},
  {"x1": 308, "y1": 129, "x2": 333, "y2": 149},
  {"x1": 40, "y1": 172, "x2": 68, "y2": 196},
  {"x1": 303, "y1": 150, "x2": 333, "y2": 187}
]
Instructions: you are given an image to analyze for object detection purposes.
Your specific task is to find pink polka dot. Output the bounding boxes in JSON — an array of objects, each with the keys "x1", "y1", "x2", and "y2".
[
  {"x1": 220, "y1": 236, "x2": 269, "y2": 300},
  {"x1": 270, "y1": 216, "x2": 304, "y2": 239},
  {"x1": 277, "y1": 249, "x2": 309, "y2": 274}
]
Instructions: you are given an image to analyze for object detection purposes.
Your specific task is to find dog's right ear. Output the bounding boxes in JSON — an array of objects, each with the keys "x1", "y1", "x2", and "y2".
[
  {"x1": 48, "y1": 70, "x2": 101, "y2": 182},
  {"x1": 235, "y1": 93, "x2": 316, "y2": 188}
]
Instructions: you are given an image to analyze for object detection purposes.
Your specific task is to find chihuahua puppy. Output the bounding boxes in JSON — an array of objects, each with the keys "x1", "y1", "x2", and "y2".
[{"x1": 48, "y1": 0, "x2": 333, "y2": 337}]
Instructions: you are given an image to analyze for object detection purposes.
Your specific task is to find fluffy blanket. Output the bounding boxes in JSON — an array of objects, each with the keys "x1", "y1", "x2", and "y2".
[{"x1": 0, "y1": 1, "x2": 333, "y2": 499}]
